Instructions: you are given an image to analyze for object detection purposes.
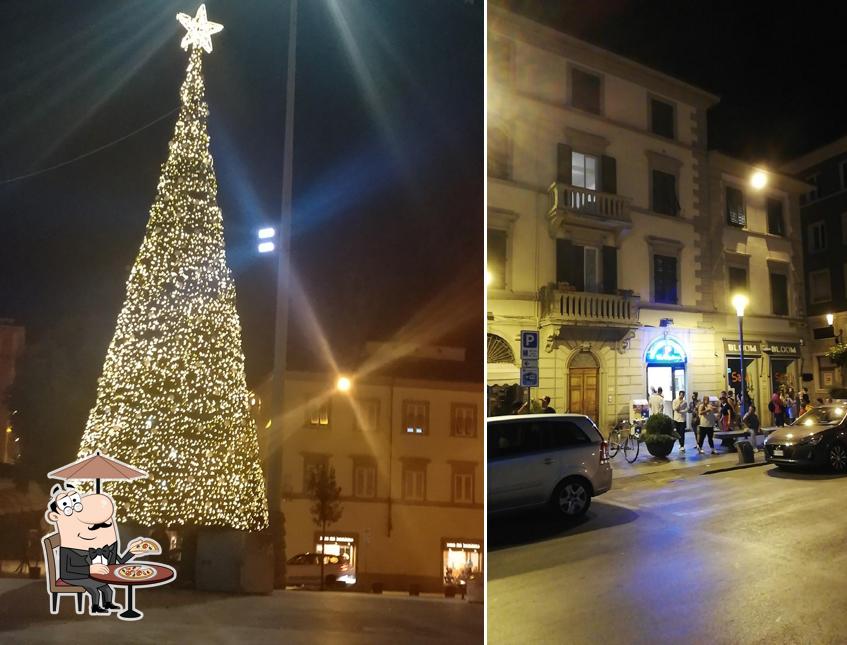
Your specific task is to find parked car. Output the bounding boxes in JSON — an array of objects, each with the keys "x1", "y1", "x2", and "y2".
[
  {"x1": 488, "y1": 413, "x2": 612, "y2": 518},
  {"x1": 765, "y1": 404, "x2": 847, "y2": 472},
  {"x1": 286, "y1": 552, "x2": 355, "y2": 587}
]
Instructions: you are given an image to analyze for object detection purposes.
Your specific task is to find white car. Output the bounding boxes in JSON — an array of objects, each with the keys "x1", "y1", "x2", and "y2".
[
  {"x1": 286, "y1": 552, "x2": 355, "y2": 587},
  {"x1": 488, "y1": 413, "x2": 612, "y2": 518}
]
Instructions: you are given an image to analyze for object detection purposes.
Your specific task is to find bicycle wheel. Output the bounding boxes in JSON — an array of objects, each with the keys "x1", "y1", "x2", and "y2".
[
  {"x1": 608, "y1": 429, "x2": 622, "y2": 458},
  {"x1": 624, "y1": 433, "x2": 640, "y2": 463}
]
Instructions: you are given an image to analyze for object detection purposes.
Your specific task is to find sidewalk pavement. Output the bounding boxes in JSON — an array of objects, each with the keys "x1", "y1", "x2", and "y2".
[{"x1": 611, "y1": 432, "x2": 767, "y2": 482}]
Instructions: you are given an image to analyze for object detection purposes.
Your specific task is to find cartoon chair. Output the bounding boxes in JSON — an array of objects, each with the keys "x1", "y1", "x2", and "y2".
[{"x1": 41, "y1": 532, "x2": 86, "y2": 614}]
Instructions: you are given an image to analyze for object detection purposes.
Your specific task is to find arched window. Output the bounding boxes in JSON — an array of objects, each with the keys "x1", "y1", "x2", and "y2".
[{"x1": 487, "y1": 333, "x2": 515, "y2": 364}]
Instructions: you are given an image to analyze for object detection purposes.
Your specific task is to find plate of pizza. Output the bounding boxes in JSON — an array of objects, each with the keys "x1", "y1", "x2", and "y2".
[
  {"x1": 129, "y1": 538, "x2": 162, "y2": 555},
  {"x1": 116, "y1": 565, "x2": 156, "y2": 581}
]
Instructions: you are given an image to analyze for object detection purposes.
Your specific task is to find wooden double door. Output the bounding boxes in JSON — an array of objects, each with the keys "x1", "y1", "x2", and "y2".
[{"x1": 569, "y1": 368, "x2": 599, "y2": 423}]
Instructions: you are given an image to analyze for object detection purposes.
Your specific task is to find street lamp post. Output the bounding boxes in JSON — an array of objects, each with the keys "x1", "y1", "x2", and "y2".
[
  {"x1": 732, "y1": 293, "x2": 749, "y2": 419},
  {"x1": 267, "y1": 0, "x2": 298, "y2": 589}
]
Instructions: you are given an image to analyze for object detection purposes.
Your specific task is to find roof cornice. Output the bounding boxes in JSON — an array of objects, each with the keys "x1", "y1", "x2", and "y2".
[{"x1": 489, "y1": 5, "x2": 720, "y2": 110}]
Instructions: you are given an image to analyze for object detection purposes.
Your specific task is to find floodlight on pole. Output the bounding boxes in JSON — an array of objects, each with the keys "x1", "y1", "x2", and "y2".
[{"x1": 258, "y1": 227, "x2": 276, "y2": 239}]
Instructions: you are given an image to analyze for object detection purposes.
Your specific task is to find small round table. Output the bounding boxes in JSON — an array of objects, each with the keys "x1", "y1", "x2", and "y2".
[{"x1": 89, "y1": 561, "x2": 176, "y2": 621}]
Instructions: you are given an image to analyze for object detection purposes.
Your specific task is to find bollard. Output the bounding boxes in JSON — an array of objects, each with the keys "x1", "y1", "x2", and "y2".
[{"x1": 736, "y1": 438, "x2": 755, "y2": 464}]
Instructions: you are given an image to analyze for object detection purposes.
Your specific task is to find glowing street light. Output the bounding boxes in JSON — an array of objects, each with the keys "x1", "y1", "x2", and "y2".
[
  {"x1": 750, "y1": 170, "x2": 768, "y2": 190},
  {"x1": 258, "y1": 227, "x2": 275, "y2": 239},
  {"x1": 826, "y1": 313, "x2": 834, "y2": 326},
  {"x1": 732, "y1": 293, "x2": 749, "y2": 317},
  {"x1": 336, "y1": 376, "x2": 352, "y2": 393}
]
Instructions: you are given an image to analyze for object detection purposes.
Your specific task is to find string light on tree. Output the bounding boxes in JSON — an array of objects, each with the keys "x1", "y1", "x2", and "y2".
[{"x1": 78, "y1": 5, "x2": 268, "y2": 532}]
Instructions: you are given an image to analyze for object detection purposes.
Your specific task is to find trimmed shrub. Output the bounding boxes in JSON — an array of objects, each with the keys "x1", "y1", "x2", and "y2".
[
  {"x1": 643, "y1": 413, "x2": 678, "y2": 458},
  {"x1": 644, "y1": 413, "x2": 675, "y2": 437}
]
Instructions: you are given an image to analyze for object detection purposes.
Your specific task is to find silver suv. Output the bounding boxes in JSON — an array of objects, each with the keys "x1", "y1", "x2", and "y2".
[{"x1": 488, "y1": 414, "x2": 612, "y2": 518}]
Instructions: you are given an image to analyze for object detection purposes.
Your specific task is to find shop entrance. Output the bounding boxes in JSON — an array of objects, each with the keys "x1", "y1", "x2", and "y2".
[
  {"x1": 442, "y1": 539, "x2": 482, "y2": 587},
  {"x1": 645, "y1": 337, "x2": 687, "y2": 414},
  {"x1": 568, "y1": 351, "x2": 599, "y2": 421},
  {"x1": 315, "y1": 533, "x2": 357, "y2": 584}
]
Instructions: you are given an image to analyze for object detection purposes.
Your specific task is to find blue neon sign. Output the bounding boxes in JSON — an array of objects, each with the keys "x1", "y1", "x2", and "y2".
[{"x1": 645, "y1": 338, "x2": 687, "y2": 364}]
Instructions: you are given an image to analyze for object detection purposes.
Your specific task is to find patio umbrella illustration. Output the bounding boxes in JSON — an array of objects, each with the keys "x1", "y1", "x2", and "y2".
[{"x1": 47, "y1": 451, "x2": 147, "y2": 494}]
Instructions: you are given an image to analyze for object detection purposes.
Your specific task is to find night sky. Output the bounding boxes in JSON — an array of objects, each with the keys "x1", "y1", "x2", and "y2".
[
  {"x1": 498, "y1": 0, "x2": 847, "y2": 164},
  {"x1": 0, "y1": 0, "x2": 484, "y2": 385}
]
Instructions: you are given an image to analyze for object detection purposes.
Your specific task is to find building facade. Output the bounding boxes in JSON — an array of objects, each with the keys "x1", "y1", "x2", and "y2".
[
  {"x1": 783, "y1": 138, "x2": 847, "y2": 396},
  {"x1": 257, "y1": 364, "x2": 483, "y2": 593},
  {"x1": 487, "y1": 7, "x2": 811, "y2": 429}
]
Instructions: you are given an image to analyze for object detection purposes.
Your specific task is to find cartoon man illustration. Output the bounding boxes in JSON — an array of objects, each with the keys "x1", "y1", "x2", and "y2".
[{"x1": 45, "y1": 483, "x2": 160, "y2": 616}]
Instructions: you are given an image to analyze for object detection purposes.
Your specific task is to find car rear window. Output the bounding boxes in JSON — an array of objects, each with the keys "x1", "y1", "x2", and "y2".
[{"x1": 488, "y1": 418, "x2": 591, "y2": 460}]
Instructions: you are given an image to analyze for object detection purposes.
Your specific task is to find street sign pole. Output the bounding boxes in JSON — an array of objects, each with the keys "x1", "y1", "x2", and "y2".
[{"x1": 520, "y1": 330, "x2": 540, "y2": 409}]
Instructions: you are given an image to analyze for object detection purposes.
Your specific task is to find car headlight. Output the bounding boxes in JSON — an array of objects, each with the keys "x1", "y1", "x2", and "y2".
[{"x1": 798, "y1": 433, "x2": 824, "y2": 446}]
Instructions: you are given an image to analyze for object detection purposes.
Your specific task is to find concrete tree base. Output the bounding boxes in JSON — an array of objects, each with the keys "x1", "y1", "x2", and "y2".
[{"x1": 195, "y1": 527, "x2": 274, "y2": 594}]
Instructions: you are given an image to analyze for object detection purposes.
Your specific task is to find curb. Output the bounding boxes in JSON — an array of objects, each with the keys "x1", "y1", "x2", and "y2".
[{"x1": 701, "y1": 460, "x2": 769, "y2": 475}]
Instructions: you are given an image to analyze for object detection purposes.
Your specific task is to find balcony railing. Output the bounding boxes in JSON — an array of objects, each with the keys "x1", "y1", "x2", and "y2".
[
  {"x1": 541, "y1": 286, "x2": 640, "y2": 326},
  {"x1": 548, "y1": 183, "x2": 632, "y2": 229}
]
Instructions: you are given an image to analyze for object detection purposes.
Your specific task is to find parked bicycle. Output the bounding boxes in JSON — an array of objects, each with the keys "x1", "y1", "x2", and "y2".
[{"x1": 608, "y1": 418, "x2": 642, "y2": 463}]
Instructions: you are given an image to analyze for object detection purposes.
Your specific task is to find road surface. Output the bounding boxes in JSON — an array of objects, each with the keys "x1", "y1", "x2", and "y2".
[{"x1": 489, "y1": 464, "x2": 847, "y2": 644}]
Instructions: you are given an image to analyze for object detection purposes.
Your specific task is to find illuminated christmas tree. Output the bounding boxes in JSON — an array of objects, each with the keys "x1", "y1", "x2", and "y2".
[{"x1": 79, "y1": 5, "x2": 268, "y2": 531}]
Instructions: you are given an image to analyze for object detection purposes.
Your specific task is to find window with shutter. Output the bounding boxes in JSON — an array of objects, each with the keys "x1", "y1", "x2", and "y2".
[
  {"x1": 571, "y1": 68, "x2": 602, "y2": 113},
  {"x1": 654, "y1": 254, "x2": 678, "y2": 304},
  {"x1": 809, "y1": 269, "x2": 832, "y2": 304},
  {"x1": 726, "y1": 186, "x2": 746, "y2": 227},
  {"x1": 650, "y1": 99, "x2": 675, "y2": 139},
  {"x1": 487, "y1": 229, "x2": 507, "y2": 289},
  {"x1": 652, "y1": 170, "x2": 679, "y2": 216},
  {"x1": 767, "y1": 198, "x2": 785, "y2": 236},
  {"x1": 770, "y1": 273, "x2": 789, "y2": 316},
  {"x1": 728, "y1": 266, "x2": 747, "y2": 293},
  {"x1": 488, "y1": 126, "x2": 510, "y2": 179},
  {"x1": 808, "y1": 221, "x2": 826, "y2": 252}
]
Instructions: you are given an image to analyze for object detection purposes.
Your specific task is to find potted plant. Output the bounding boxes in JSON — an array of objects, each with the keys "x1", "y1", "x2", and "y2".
[{"x1": 641, "y1": 413, "x2": 678, "y2": 458}]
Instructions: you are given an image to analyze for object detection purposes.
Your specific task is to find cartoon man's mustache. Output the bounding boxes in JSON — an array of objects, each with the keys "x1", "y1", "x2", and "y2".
[{"x1": 88, "y1": 521, "x2": 113, "y2": 531}]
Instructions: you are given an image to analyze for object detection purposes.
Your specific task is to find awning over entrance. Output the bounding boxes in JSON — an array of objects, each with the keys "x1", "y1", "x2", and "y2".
[
  {"x1": 764, "y1": 340, "x2": 802, "y2": 358},
  {"x1": 487, "y1": 362, "x2": 519, "y2": 386}
]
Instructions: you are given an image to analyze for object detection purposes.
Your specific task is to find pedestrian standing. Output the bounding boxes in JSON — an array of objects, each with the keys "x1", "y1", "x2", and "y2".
[
  {"x1": 769, "y1": 392, "x2": 785, "y2": 427},
  {"x1": 785, "y1": 391, "x2": 796, "y2": 424},
  {"x1": 743, "y1": 403, "x2": 760, "y2": 434},
  {"x1": 690, "y1": 391, "x2": 700, "y2": 444},
  {"x1": 649, "y1": 387, "x2": 665, "y2": 416},
  {"x1": 541, "y1": 396, "x2": 556, "y2": 413},
  {"x1": 719, "y1": 395, "x2": 732, "y2": 432},
  {"x1": 697, "y1": 395, "x2": 718, "y2": 455},
  {"x1": 672, "y1": 390, "x2": 688, "y2": 453}
]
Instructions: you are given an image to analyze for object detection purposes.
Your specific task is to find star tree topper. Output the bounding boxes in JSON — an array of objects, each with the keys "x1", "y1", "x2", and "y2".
[{"x1": 177, "y1": 4, "x2": 223, "y2": 53}]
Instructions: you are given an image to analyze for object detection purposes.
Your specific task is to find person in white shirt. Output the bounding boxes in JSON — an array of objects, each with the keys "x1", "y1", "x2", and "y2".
[
  {"x1": 672, "y1": 390, "x2": 688, "y2": 453},
  {"x1": 648, "y1": 387, "x2": 665, "y2": 416}
]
